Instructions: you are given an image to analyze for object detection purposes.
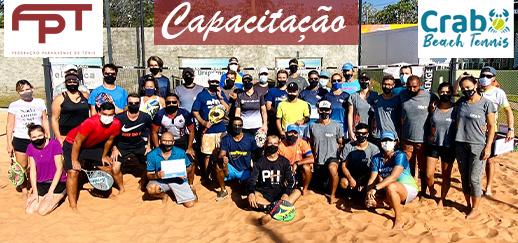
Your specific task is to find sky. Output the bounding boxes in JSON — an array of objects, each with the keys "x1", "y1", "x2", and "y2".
[{"x1": 364, "y1": 0, "x2": 400, "y2": 9}]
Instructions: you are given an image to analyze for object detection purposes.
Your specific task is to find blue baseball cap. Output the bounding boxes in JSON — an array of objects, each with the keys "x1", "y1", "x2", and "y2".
[
  {"x1": 286, "y1": 124, "x2": 300, "y2": 133},
  {"x1": 319, "y1": 71, "x2": 330, "y2": 78},
  {"x1": 481, "y1": 66, "x2": 496, "y2": 76},
  {"x1": 380, "y1": 131, "x2": 396, "y2": 141},
  {"x1": 342, "y1": 63, "x2": 354, "y2": 70}
]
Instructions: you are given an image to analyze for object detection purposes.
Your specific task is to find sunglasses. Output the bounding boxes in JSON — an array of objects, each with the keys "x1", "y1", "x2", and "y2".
[
  {"x1": 104, "y1": 72, "x2": 116, "y2": 76},
  {"x1": 308, "y1": 78, "x2": 319, "y2": 82},
  {"x1": 331, "y1": 79, "x2": 342, "y2": 83},
  {"x1": 232, "y1": 124, "x2": 243, "y2": 127},
  {"x1": 208, "y1": 80, "x2": 220, "y2": 84},
  {"x1": 355, "y1": 132, "x2": 368, "y2": 136},
  {"x1": 128, "y1": 102, "x2": 140, "y2": 106},
  {"x1": 165, "y1": 100, "x2": 178, "y2": 105},
  {"x1": 480, "y1": 74, "x2": 494, "y2": 79},
  {"x1": 65, "y1": 79, "x2": 79, "y2": 83}
]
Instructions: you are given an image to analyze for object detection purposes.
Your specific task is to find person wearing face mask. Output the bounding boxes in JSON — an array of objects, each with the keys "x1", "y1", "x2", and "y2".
[
  {"x1": 287, "y1": 58, "x2": 308, "y2": 90},
  {"x1": 112, "y1": 94, "x2": 153, "y2": 190},
  {"x1": 88, "y1": 63, "x2": 128, "y2": 115},
  {"x1": 365, "y1": 131, "x2": 419, "y2": 229},
  {"x1": 340, "y1": 63, "x2": 360, "y2": 95},
  {"x1": 63, "y1": 102, "x2": 122, "y2": 212},
  {"x1": 392, "y1": 66, "x2": 413, "y2": 96},
  {"x1": 276, "y1": 83, "x2": 310, "y2": 138},
  {"x1": 52, "y1": 64, "x2": 90, "y2": 99},
  {"x1": 371, "y1": 75, "x2": 401, "y2": 149},
  {"x1": 173, "y1": 67, "x2": 204, "y2": 113},
  {"x1": 146, "y1": 132, "x2": 197, "y2": 207},
  {"x1": 278, "y1": 125, "x2": 314, "y2": 195},
  {"x1": 265, "y1": 70, "x2": 289, "y2": 136},
  {"x1": 215, "y1": 118, "x2": 261, "y2": 201},
  {"x1": 398, "y1": 75, "x2": 437, "y2": 195},
  {"x1": 339, "y1": 123, "x2": 380, "y2": 197},
  {"x1": 424, "y1": 83, "x2": 456, "y2": 207},
  {"x1": 51, "y1": 73, "x2": 90, "y2": 146},
  {"x1": 318, "y1": 71, "x2": 332, "y2": 92},
  {"x1": 235, "y1": 74, "x2": 268, "y2": 136},
  {"x1": 7, "y1": 80, "x2": 50, "y2": 198},
  {"x1": 323, "y1": 73, "x2": 351, "y2": 138},
  {"x1": 221, "y1": 70, "x2": 241, "y2": 127},
  {"x1": 307, "y1": 100, "x2": 344, "y2": 204},
  {"x1": 347, "y1": 72, "x2": 378, "y2": 141},
  {"x1": 299, "y1": 70, "x2": 329, "y2": 124},
  {"x1": 138, "y1": 56, "x2": 171, "y2": 98},
  {"x1": 455, "y1": 76, "x2": 496, "y2": 220},
  {"x1": 254, "y1": 67, "x2": 270, "y2": 98},
  {"x1": 219, "y1": 57, "x2": 244, "y2": 89},
  {"x1": 25, "y1": 123, "x2": 67, "y2": 216},
  {"x1": 139, "y1": 75, "x2": 165, "y2": 120},
  {"x1": 192, "y1": 73, "x2": 230, "y2": 179},
  {"x1": 246, "y1": 135, "x2": 301, "y2": 225}
]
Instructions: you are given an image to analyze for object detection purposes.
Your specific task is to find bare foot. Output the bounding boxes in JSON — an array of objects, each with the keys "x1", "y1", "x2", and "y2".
[
  {"x1": 118, "y1": 187, "x2": 126, "y2": 195},
  {"x1": 437, "y1": 200, "x2": 444, "y2": 208},
  {"x1": 258, "y1": 214, "x2": 273, "y2": 225},
  {"x1": 328, "y1": 195, "x2": 339, "y2": 204},
  {"x1": 301, "y1": 189, "x2": 309, "y2": 196},
  {"x1": 429, "y1": 188, "x2": 437, "y2": 197},
  {"x1": 70, "y1": 207, "x2": 80, "y2": 214},
  {"x1": 485, "y1": 186, "x2": 493, "y2": 196},
  {"x1": 161, "y1": 194, "x2": 169, "y2": 205},
  {"x1": 466, "y1": 208, "x2": 481, "y2": 219},
  {"x1": 392, "y1": 218, "x2": 405, "y2": 229},
  {"x1": 21, "y1": 189, "x2": 29, "y2": 199},
  {"x1": 419, "y1": 195, "x2": 427, "y2": 202}
]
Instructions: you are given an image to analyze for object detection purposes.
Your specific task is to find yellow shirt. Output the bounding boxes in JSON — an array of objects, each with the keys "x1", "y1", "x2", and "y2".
[{"x1": 276, "y1": 99, "x2": 310, "y2": 131}]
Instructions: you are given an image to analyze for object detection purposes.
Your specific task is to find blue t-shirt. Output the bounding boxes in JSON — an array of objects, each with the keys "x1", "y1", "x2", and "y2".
[
  {"x1": 393, "y1": 86, "x2": 425, "y2": 96},
  {"x1": 370, "y1": 150, "x2": 418, "y2": 190},
  {"x1": 146, "y1": 146, "x2": 190, "y2": 183},
  {"x1": 191, "y1": 89, "x2": 229, "y2": 134},
  {"x1": 88, "y1": 85, "x2": 128, "y2": 110},
  {"x1": 265, "y1": 88, "x2": 288, "y2": 109},
  {"x1": 219, "y1": 72, "x2": 245, "y2": 89},
  {"x1": 220, "y1": 133, "x2": 258, "y2": 171},
  {"x1": 152, "y1": 108, "x2": 194, "y2": 140},
  {"x1": 341, "y1": 79, "x2": 361, "y2": 94},
  {"x1": 299, "y1": 88, "x2": 328, "y2": 121},
  {"x1": 323, "y1": 91, "x2": 350, "y2": 133},
  {"x1": 139, "y1": 75, "x2": 171, "y2": 98}
]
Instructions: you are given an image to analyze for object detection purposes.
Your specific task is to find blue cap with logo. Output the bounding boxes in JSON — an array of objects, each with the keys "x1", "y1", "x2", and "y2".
[
  {"x1": 480, "y1": 66, "x2": 496, "y2": 76},
  {"x1": 342, "y1": 63, "x2": 354, "y2": 70},
  {"x1": 319, "y1": 71, "x2": 331, "y2": 78},
  {"x1": 380, "y1": 131, "x2": 396, "y2": 141},
  {"x1": 286, "y1": 124, "x2": 300, "y2": 134}
]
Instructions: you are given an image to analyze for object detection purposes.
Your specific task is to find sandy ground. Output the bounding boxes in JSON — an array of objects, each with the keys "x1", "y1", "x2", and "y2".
[{"x1": 0, "y1": 111, "x2": 517, "y2": 243}]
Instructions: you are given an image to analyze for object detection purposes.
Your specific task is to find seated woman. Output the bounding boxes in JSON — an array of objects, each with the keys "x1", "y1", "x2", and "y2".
[
  {"x1": 25, "y1": 123, "x2": 67, "y2": 215},
  {"x1": 365, "y1": 131, "x2": 418, "y2": 229}
]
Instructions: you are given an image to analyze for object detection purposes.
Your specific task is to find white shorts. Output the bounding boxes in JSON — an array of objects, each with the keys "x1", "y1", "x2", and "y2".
[
  {"x1": 402, "y1": 183, "x2": 418, "y2": 204},
  {"x1": 149, "y1": 179, "x2": 196, "y2": 204}
]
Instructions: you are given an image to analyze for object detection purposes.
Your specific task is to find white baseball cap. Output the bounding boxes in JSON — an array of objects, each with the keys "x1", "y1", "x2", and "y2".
[
  {"x1": 63, "y1": 64, "x2": 78, "y2": 72},
  {"x1": 208, "y1": 73, "x2": 221, "y2": 82},
  {"x1": 259, "y1": 67, "x2": 269, "y2": 75}
]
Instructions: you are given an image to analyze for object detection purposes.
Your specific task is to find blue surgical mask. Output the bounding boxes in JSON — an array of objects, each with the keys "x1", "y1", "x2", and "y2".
[
  {"x1": 145, "y1": 88, "x2": 155, "y2": 96},
  {"x1": 332, "y1": 82, "x2": 342, "y2": 90},
  {"x1": 259, "y1": 76, "x2": 268, "y2": 83},
  {"x1": 400, "y1": 74, "x2": 411, "y2": 84}
]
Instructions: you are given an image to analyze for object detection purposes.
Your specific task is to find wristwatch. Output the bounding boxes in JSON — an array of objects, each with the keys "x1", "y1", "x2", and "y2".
[
  {"x1": 509, "y1": 127, "x2": 514, "y2": 131},
  {"x1": 294, "y1": 162, "x2": 299, "y2": 167},
  {"x1": 372, "y1": 185, "x2": 378, "y2": 191}
]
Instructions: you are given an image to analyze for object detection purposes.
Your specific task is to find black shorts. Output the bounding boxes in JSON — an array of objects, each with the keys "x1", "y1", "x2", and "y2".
[
  {"x1": 63, "y1": 141, "x2": 105, "y2": 171},
  {"x1": 174, "y1": 135, "x2": 190, "y2": 151},
  {"x1": 37, "y1": 181, "x2": 67, "y2": 196},
  {"x1": 426, "y1": 144, "x2": 456, "y2": 163},
  {"x1": 256, "y1": 187, "x2": 284, "y2": 202},
  {"x1": 312, "y1": 157, "x2": 340, "y2": 190},
  {"x1": 12, "y1": 137, "x2": 31, "y2": 153},
  {"x1": 117, "y1": 146, "x2": 147, "y2": 165},
  {"x1": 243, "y1": 128, "x2": 259, "y2": 137}
]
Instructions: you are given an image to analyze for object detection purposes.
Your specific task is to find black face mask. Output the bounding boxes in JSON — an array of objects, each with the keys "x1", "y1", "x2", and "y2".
[
  {"x1": 104, "y1": 76, "x2": 116, "y2": 84},
  {"x1": 360, "y1": 82, "x2": 370, "y2": 90},
  {"x1": 382, "y1": 87, "x2": 393, "y2": 95},
  {"x1": 183, "y1": 77, "x2": 194, "y2": 85},
  {"x1": 439, "y1": 94, "x2": 452, "y2": 103},
  {"x1": 165, "y1": 105, "x2": 178, "y2": 114},
  {"x1": 231, "y1": 126, "x2": 242, "y2": 136},
  {"x1": 266, "y1": 145, "x2": 278, "y2": 154},
  {"x1": 225, "y1": 79, "x2": 235, "y2": 87},
  {"x1": 243, "y1": 82, "x2": 253, "y2": 90},
  {"x1": 462, "y1": 90, "x2": 476, "y2": 98},
  {"x1": 289, "y1": 65, "x2": 298, "y2": 74},
  {"x1": 407, "y1": 90, "x2": 419, "y2": 97},
  {"x1": 320, "y1": 112, "x2": 330, "y2": 119},
  {"x1": 150, "y1": 68, "x2": 161, "y2": 75},
  {"x1": 160, "y1": 144, "x2": 173, "y2": 152},
  {"x1": 209, "y1": 84, "x2": 219, "y2": 92},
  {"x1": 356, "y1": 135, "x2": 367, "y2": 143},
  {"x1": 31, "y1": 138, "x2": 46, "y2": 147},
  {"x1": 66, "y1": 84, "x2": 79, "y2": 93},
  {"x1": 288, "y1": 94, "x2": 297, "y2": 101},
  {"x1": 286, "y1": 135, "x2": 298, "y2": 145},
  {"x1": 343, "y1": 74, "x2": 353, "y2": 81},
  {"x1": 128, "y1": 104, "x2": 140, "y2": 114},
  {"x1": 277, "y1": 81, "x2": 286, "y2": 88},
  {"x1": 309, "y1": 81, "x2": 318, "y2": 89}
]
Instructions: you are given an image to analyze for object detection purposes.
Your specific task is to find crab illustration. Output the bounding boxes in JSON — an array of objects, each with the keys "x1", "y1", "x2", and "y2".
[{"x1": 488, "y1": 9, "x2": 509, "y2": 33}]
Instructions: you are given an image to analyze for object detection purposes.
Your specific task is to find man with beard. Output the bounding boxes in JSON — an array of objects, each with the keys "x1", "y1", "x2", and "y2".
[{"x1": 173, "y1": 67, "x2": 204, "y2": 113}]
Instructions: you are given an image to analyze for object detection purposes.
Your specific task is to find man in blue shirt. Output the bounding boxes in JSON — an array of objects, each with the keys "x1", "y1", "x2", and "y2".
[
  {"x1": 265, "y1": 70, "x2": 289, "y2": 136},
  {"x1": 146, "y1": 132, "x2": 197, "y2": 207},
  {"x1": 192, "y1": 73, "x2": 230, "y2": 179},
  {"x1": 341, "y1": 63, "x2": 360, "y2": 95},
  {"x1": 88, "y1": 63, "x2": 128, "y2": 114},
  {"x1": 214, "y1": 117, "x2": 260, "y2": 201}
]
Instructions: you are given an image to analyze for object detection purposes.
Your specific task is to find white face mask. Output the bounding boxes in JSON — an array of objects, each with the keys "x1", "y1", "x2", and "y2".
[
  {"x1": 259, "y1": 75, "x2": 268, "y2": 83},
  {"x1": 479, "y1": 77, "x2": 492, "y2": 87},
  {"x1": 400, "y1": 74, "x2": 411, "y2": 84},
  {"x1": 229, "y1": 65, "x2": 238, "y2": 72},
  {"x1": 381, "y1": 141, "x2": 395, "y2": 152},
  {"x1": 319, "y1": 78, "x2": 328, "y2": 87},
  {"x1": 100, "y1": 115, "x2": 114, "y2": 125}
]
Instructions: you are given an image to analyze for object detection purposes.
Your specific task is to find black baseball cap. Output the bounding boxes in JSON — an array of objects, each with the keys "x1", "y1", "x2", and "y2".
[
  {"x1": 242, "y1": 74, "x2": 253, "y2": 81},
  {"x1": 359, "y1": 72, "x2": 371, "y2": 80},
  {"x1": 182, "y1": 67, "x2": 194, "y2": 76},
  {"x1": 287, "y1": 82, "x2": 298, "y2": 91}
]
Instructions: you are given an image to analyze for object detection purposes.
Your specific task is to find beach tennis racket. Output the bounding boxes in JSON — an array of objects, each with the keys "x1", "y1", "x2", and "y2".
[
  {"x1": 255, "y1": 129, "x2": 267, "y2": 148},
  {"x1": 82, "y1": 169, "x2": 114, "y2": 191},
  {"x1": 262, "y1": 200, "x2": 296, "y2": 222},
  {"x1": 8, "y1": 154, "x2": 25, "y2": 187},
  {"x1": 202, "y1": 104, "x2": 227, "y2": 133}
]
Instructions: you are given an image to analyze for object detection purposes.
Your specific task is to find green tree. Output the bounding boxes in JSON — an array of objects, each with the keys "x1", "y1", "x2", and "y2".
[
  {"x1": 362, "y1": 2, "x2": 378, "y2": 24},
  {"x1": 373, "y1": 0, "x2": 417, "y2": 24},
  {"x1": 0, "y1": 0, "x2": 4, "y2": 28},
  {"x1": 103, "y1": 0, "x2": 154, "y2": 27}
]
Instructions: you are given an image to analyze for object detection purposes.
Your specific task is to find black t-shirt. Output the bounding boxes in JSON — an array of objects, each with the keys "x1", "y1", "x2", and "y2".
[
  {"x1": 246, "y1": 155, "x2": 295, "y2": 195},
  {"x1": 114, "y1": 112, "x2": 152, "y2": 150}
]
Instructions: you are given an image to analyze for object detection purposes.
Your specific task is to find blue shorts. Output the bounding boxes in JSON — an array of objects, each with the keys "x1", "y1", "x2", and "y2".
[{"x1": 224, "y1": 163, "x2": 250, "y2": 181}]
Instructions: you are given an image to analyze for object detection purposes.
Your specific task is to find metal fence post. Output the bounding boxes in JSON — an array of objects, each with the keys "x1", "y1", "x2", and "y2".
[
  {"x1": 448, "y1": 58, "x2": 457, "y2": 84},
  {"x1": 104, "y1": 0, "x2": 113, "y2": 63},
  {"x1": 42, "y1": 58, "x2": 55, "y2": 139}
]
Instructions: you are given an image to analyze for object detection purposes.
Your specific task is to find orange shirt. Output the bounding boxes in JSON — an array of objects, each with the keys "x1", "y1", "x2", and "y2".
[{"x1": 279, "y1": 139, "x2": 312, "y2": 165}]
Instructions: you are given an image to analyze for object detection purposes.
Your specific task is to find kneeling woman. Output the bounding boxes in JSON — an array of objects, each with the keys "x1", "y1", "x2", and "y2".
[
  {"x1": 365, "y1": 131, "x2": 418, "y2": 229},
  {"x1": 25, "y1": 124, "x2": 67, "y2": 215}
]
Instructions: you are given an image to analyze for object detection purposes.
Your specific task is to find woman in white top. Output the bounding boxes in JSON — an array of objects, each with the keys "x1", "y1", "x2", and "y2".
[
  {"x1": 6, "y1": 80, "x2": 50, "y2": 198},
  {"x1": 140, "y1": 75, "x2": 165, "y2": 120}
]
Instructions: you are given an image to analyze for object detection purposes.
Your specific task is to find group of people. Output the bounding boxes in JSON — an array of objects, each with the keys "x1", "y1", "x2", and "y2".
[{"x1": 6, "y1": 56, "x2": 514, "y2": 229}]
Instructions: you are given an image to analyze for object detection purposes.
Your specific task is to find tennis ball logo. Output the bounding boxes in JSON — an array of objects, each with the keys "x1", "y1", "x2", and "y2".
[{"x1": 488, "y1": 9, "x2": 509, "y2": 33}]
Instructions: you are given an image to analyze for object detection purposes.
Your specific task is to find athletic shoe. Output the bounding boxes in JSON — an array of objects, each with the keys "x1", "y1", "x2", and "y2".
[{"x1": 216, "y1": 190, "x2": 228, "y2": 202}]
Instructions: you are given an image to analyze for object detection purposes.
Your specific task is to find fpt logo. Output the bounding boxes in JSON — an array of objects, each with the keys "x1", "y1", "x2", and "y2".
[
  {"x1": 418, "y1": 0, "x2": 514, "y2": 58},
  {"x1": 4, "y1": 0, "x2": 103, "y2": 57}
]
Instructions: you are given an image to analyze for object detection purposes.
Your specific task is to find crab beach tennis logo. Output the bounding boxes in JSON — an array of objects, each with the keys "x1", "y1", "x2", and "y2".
[{"x1": 418, "y1": 0, "x2": 514, "y2": 58}]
